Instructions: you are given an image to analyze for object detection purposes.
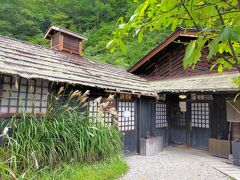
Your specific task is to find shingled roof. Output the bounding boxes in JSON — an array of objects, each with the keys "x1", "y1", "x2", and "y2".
[
  {"x1": 150, "y1": 72, "x2": 239, "y2": 93},
  {"x1": 0, "y1": 35, "x2": 156, "y2": 96},
  {"x1": 0, "y1": 35, "x2": 239, "y2": 95}
]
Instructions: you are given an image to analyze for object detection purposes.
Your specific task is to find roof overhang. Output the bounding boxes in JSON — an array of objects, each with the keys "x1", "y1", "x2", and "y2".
[
  {"x1": 128, "y1": 27, "x2": 198, "y2": 73},
  {"x1": 150, "y1": 72, "x2": 239, "y2": 93}
]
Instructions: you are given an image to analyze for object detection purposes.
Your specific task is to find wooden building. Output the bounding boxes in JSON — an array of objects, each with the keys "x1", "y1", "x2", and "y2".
[
  {"x1": 129, "y1": 27, "x2": 240, "y2": 150},
  {"x1": 0, "y1": 26, "x2": 239, "y2": 153}
]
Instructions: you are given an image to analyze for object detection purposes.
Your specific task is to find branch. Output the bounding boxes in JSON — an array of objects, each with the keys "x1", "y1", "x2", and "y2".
[
  {"x1": 223, "y1": 0, "x2": 239, "y2": 10},
  {"x1": 181, "y1": 0, "x2": 201, "y2": 31},
  {"x1": 215, "y1": 5, "x2": 239, "y2": 64},
  {"x1": 218, "y1": 54, "x2": 234, "y2": 66}
]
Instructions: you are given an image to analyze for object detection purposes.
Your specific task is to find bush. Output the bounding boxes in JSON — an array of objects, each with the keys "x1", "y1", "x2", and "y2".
[{"x1": 0, "y1": 89, "x2": 122, "y2": 178}]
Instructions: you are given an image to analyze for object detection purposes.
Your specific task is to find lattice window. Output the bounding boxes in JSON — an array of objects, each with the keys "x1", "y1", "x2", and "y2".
[
  {"x1": 191, "y1": 103, "x2": 210, "y2": 128},
  {"x1": 156, "y1": 102, "x2": 167, "y2": 128},
  {"x1": 118, "y1": 101, "x2": 135, "y2": 131},
  {"x1": 88, "y1": 100, "x2": 113, "y2": 125},
  {"x1": 0, "y1": 75, "x2": 48, "y2": 114}
]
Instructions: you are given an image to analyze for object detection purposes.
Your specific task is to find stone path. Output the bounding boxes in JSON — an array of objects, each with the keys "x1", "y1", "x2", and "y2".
[{"x1": 120, "y1": 147, "x2": 236, "y2": 180}]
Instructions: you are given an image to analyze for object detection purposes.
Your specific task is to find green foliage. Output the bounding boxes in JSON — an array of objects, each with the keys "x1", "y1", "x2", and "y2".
[
  {"x1": 0, "y1": 90, "x2": 122, "y2": 179},
  {"x1": 0, "y1": 0, "x2": 168, "y2": 68},
  {"x1": 111, "y1": 0, "x2": 240, "y2": 85},
  {"x1": 84, "y1": 23, "x2": 170, "y2": 67},
  {"x1": 35, "y1": 156, "x2": 128, "y2": 180}
]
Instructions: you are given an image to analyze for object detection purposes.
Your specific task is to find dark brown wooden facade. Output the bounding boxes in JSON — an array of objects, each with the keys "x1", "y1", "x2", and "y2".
[
  {"x1": 128, "y1": 28, "x2": 239, "y2": 151},
  {"x1": 132, "y1": 43, "x2": 216, "y2": 80}
]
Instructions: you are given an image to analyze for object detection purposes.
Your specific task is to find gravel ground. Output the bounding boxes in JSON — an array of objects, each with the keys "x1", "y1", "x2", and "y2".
[{"x1": 120, "y1": 147, "x2": 230, "y2": 180}]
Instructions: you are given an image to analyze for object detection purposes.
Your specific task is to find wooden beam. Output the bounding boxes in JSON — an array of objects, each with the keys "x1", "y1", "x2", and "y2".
[
  {"x1": 79, "y1": 40, "x2": 83, "y2": 55},
  {"x1": 105, "y1": 90, "x2": 158, "y2": 98},
  {"x1": 0, "y1": 112, "x2": 46, "y2": 118},
  {"x1": 59, "y1": 32, "x2": 63, "y2": 50}
]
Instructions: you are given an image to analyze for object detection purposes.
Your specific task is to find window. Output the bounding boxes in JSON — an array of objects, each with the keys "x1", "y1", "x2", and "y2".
[
  {"x1": 156, "y1": 102, "x2": 167, "y2": 128},
  {"x1": 191, "y1": 103, "x2": 210, "y2": 128},
  {"x1": 117, "y1": 101, "x2": 135, "y2": 131},
  {"x1": 88, "y1": 99, "x2": 113, "y2": 125},
  {"x1": 0, "y1": 75, "x2": 48, "y2": 114}
]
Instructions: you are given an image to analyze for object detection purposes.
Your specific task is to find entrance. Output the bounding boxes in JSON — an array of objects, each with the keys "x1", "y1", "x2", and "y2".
[
  {"x1": 170, "y1": 101, "x2": 187, "y2": 145},
  {"x1": 190, "y1": 102, "x2": 211, "y2": 149},
  {"x1": 169, "y1": 98, "x2": 211, "y2": 149}
]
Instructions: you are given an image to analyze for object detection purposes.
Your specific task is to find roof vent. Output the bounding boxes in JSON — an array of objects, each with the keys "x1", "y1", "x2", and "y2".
[{"x1": 45, "y1": 26, "x2": 88, "y2": 55}]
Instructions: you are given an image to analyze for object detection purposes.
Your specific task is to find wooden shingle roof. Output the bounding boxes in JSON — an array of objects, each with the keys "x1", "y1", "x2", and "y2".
[
  {"x1": 0, "y1": 35, "x2": 238, "y2": 94},
  {"x1": 0, "y1": 35, "x2": 156, "y2": 96},
  {"x1": 150, "y1": 72, "x2": 239, "y2": 93}
]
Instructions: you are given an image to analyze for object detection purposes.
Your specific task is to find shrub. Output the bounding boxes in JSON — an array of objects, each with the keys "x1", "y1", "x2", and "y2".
[{"x1": 0, "y1": 89, "x2": 122, "y2": 178}]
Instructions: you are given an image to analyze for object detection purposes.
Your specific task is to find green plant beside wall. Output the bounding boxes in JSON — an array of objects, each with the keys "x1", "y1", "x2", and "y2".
[{"x1": 0, "y1": 89, "x2": 124, "y2": 179}]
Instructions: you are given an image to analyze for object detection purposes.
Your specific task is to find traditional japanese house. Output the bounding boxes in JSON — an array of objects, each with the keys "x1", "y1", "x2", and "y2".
[
  {"x1": 129, "y1": 27, "x2": 240, "y2": 151},
  {"x1": 0, "y1": 26, "x2": 239, "y2": 154}
]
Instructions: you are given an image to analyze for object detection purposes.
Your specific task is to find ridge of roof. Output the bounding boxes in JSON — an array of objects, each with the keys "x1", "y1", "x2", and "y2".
[
  {"x1": 44, "y1": 26, "x2": 88, "y2": 40},
  {"x1": 128, "y1": 27, "x2": 198, "y2": 73}
]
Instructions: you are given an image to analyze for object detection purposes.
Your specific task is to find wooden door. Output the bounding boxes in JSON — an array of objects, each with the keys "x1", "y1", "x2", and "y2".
[
  {"x1": 117, "y1": 100, "x2": 137, "y2": 153},
  {"x1": 190, "y1": 102, "x2": 211, "y2": 149}
]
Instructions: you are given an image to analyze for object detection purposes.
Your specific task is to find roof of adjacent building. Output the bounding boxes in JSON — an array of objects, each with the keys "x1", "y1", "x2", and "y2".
[
  {"x1": 0, "y1": 35, "x2": 156, "y2": 96},
  {"x1": 150, "y1": 72, "x2": 239, "y2": 93},
  {"x1": 128, "y1": 27, "x2": 198, "y2": 73}
]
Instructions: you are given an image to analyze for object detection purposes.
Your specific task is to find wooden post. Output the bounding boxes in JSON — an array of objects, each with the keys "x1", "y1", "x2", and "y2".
[{"x1": 79, "y1": 40, "x2": 83, "y2": 55}]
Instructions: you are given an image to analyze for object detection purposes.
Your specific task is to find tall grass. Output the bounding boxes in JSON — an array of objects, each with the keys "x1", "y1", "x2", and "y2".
[{"x1": 0, "y1": 88, "x2": 122, "y2": 178}]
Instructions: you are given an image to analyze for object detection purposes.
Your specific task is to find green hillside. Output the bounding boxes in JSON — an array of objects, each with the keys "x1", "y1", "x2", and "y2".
[{"x1": 0, "y1": 0, "x2": 169, "y2": 67}]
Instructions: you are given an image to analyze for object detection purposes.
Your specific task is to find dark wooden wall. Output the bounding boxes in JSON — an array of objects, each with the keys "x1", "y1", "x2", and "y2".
[
  {"x1": 133, "y1": 43, "x2": 215, "y2": 79},
  {"x1": 211, "y1": 94, "x2": 233, "y2": 140}
]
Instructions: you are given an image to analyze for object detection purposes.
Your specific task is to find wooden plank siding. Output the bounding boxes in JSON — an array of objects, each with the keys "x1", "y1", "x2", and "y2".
[
  {"x1": 128, "y1": 27, "x2": 198, "y2": 73},
  {"x1": 62, "y1": 33, "x2": 81, "y2": 55},
  {"x1": 134, "y1": 43, "x2": 215, "y2": 80}
]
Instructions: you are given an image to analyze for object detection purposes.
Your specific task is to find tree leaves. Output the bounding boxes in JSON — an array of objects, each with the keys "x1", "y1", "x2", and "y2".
[
  {"x1": 110, "y1": 0, "x2": 240, "y2": 76},
  {"x1": 219, "y1": 27, "x2": 240, "y2": 43},
  {"x1": 137, "y1": 28, "x2": 144, "y2": 43},
  {"x1": 183, "y1": 37, "x2": 206, "y2": 69}
]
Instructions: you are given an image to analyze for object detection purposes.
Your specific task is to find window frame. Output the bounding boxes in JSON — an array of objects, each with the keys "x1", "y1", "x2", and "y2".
[
  {"x1": 88, "y1": 98, "x2": 114, "y2": 125},
  {"x1": 191, "y1": 102, "x2": 210, "y2": 128},
  {"x1": 155, "y1": 102, "x2": 167, "y2": 128},
  {"x1": 0, "y1": 75, "x2": 49, "y2": 117},
  {"x1": 117, "y1": 100, "x2": 136, "y2": 132}
]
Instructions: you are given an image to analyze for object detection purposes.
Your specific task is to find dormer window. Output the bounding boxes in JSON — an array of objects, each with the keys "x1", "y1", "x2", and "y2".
[{"x1": 44, "y1": 26, "x2": 88, "y2": 55}]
